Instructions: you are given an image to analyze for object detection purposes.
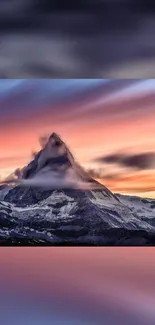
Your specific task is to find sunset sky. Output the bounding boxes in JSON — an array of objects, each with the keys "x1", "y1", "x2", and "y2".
[{"x1": 0, "y1": 79, "x2": 155, "y2": 198}]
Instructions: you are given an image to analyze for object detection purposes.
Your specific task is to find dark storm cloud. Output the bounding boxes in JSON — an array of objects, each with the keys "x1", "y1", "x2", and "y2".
[
  {"x1": 0, "y1": 1, "x2": 155, "y2": 77},
  {"x1": 95, "y1": 152, "x2": 155, "y2": 170}
]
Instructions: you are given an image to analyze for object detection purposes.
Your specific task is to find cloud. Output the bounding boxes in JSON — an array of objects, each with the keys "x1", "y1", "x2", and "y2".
[
  {"x1": 95, "y1": 152, "x2": 155, "y2": 170},
  {"x1": 114, "y1": 186, "x2": 155, "y2": 194},
  {"x1": 14, "y1": 168, "x2": 23, "y2": 178},
  {"x1": 2, "y1": 167, "x2": 24, "y2": 184},
  {"x1": 39, "y1": 134, "x2": 49, "y2": 149},
  {"x1": 1, "y1": 1, "x2": 155, "y2": 78},
  {"x1": 2, "y1": 166, "x2": 103, "y2": 191},
  {"x1": 122, "y1": 153, "x2": 155, "y2": 170},
  {"x1": 0, "y1": 79, "x2": 155, "y2": 131},
  {"x1": 98, "y1": 154, "x2": 124, "y2": 165},
  {"x1": 86, "y1": 168, "x2": 119, "y2": 180},
  {"x1": 86, "y1": 168, "x2": 105, "y2": 179},
  {"x1": 0, "y1": 79, "x2": 106, "y2": 125}
]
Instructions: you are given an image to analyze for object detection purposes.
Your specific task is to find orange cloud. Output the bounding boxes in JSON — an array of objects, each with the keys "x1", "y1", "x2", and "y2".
[{"x1": 96, "y1": 172, "x2": 155, "y2": 197}]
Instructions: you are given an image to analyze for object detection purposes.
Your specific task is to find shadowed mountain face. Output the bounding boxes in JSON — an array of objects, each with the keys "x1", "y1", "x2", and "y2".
[{"x1": 0, "y1": 132, "x2": 155, "y2": 246}]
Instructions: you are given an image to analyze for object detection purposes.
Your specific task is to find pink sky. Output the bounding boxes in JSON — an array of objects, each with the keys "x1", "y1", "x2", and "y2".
[
  {"x1": 0, "y1": 79, "x2": 155, "y2": 197},
  {"x1": 0, "y1": 247, "x2": 155, "y2": 324}
]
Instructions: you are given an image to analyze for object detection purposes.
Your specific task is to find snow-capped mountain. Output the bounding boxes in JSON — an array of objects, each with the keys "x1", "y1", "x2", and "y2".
[
  {"x1": 0, "y1": 132, "x2": 155, "y2": 246},
  {"x1": 116, "y1": 194, "x2": 155, "y2": 226}
]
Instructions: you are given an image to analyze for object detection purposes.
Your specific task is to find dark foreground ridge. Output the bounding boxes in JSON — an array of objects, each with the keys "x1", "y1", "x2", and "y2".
[
  {"x1": 0, "y1": 132, "x2": 155, "y2": 246},
  {"x1": 1, "y1": 228, "x2": 155, "y2": 246}
]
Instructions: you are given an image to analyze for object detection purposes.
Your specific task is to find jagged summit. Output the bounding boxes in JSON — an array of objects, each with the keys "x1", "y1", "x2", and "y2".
[
  {"x1": 48, "y1": 132, "x2": 75, "y2": 161},
  {"x1": 21, "y1": 132, "x2": 70, "y2": 180},
  {"x1": 48, "y1": 132, "x2": 64, "y2": 148},
  {"x1": 49, "y1": 132, "x2": 62, "y2": 142}
]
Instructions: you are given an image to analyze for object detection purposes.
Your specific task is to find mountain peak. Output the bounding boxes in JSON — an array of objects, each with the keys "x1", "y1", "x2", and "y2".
[
  {"x1": 5, "y1": 131, "x2": 119, "y2": 205},
  {"x1": 49, "y1": 132, "x2": 62, "y2": 141},
  {"x1": 47, "y1": 132, "x2": 65, "y2": 150},
  {"x1": 50, "y1": 132, "x2": 61, "y2": 139}
]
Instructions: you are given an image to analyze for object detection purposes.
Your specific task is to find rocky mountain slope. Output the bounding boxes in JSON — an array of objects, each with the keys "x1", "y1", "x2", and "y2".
[
  {"x1": 0, "y1": 132, "x2": 155, "y2": 245},
  {"x1": 116, "y1": 193, "x2": 155, "y2": 227}
]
